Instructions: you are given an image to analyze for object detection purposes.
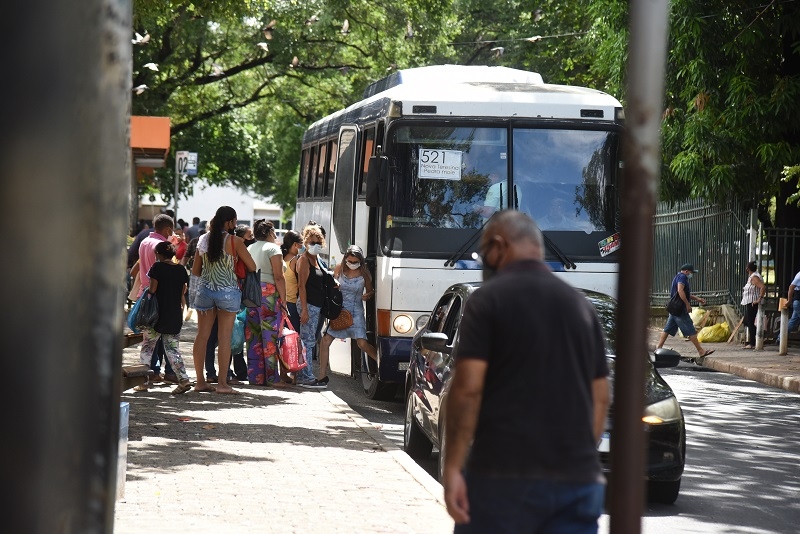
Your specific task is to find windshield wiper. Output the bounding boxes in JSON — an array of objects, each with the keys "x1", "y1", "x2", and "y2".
[
  {"x1": 543, "y1": 234, "x2": 576, "y2": 270},
  {"x1": 444, "y1": 214, "x2": 494, "y2": 267}
]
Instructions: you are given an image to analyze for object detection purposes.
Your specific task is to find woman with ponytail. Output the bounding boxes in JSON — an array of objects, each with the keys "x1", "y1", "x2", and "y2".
[{"x1": 191, "y1": 206, "x2": 256, "y2": 394}]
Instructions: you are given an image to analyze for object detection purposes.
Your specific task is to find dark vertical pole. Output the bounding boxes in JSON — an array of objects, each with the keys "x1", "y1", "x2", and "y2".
[
  {"x1": 610, "y1": 1, "x2": 670, "y2": 533},
  {"x1": 1, "y1": 1, "x2": 132, "y2": 532}
]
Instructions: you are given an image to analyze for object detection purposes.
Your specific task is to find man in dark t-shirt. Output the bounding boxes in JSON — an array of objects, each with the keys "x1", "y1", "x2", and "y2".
[
  {"x1": 656, "y1": 263, "x2": 714, "y2": 363},
  {"x1": 443, "y1": 210, "x2": 610, "y2": 533}
]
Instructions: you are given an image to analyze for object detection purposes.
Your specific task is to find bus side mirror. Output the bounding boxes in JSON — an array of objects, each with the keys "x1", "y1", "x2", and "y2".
[{"x1": 366, "y1": 155, "x2": 387, "y2": 207}]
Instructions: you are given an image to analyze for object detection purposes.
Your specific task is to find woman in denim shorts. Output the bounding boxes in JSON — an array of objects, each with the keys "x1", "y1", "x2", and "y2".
[{"x1": 190, "y1": 206, "x2": 256, "y2": 394}]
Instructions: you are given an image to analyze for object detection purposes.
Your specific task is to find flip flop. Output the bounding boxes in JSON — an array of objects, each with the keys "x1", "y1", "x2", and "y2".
[
  {"x1": 214, "y1": 388, "x2": 240, "y2": 395},
  {"x1": 194, "y1": 385, "x2": 217, "y2": 393},
  {"x1": 701, "y1": 349, "x2": 715, "y2": 357}
]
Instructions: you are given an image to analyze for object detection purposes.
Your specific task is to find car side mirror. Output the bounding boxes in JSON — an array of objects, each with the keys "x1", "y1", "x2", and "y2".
[
  {"x1": 420, "y1": 332, "x2": 449, "y2": 352},
  {"x1": 365, "y1": 155, "x2": 387, "y2": 207},
  {"x1": 652, "y1": 348, "x2": 681, "y2": 368}
]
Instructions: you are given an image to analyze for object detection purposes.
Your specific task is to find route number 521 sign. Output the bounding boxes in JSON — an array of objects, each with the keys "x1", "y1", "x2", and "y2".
[{"x1": 418, "y1": 149, "x2": 462, "y2": 180}]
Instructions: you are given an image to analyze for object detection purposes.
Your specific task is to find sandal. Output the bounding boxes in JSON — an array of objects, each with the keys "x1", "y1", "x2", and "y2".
[{"x1": 171, "y1": 380, "x2": 193, "y2": 395}]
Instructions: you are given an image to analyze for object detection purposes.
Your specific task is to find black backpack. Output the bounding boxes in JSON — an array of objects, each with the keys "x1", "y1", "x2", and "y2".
[{"x1": 320, "y1": 266, "x2": 343, "y2": 320}]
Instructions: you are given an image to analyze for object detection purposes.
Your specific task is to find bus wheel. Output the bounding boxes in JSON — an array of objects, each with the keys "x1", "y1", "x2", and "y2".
[{"x1": 360, "y1": 350, "x2": 397, "y2": 400}]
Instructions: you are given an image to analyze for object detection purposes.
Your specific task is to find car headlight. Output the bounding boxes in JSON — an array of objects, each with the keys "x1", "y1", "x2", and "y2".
[
  {"x1": 393, "y1": 314, "x2": 414, "y2": 334},
  {"x1": 642, "y1": 396, "x2": 682, "y2": 425},
  {"x1": 416, "y1": 314, "x2": 430, "y2": 331}
]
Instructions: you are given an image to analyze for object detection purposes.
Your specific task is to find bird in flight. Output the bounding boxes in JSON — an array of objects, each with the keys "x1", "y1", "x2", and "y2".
[
  {"x1": 133, "y1": 84, "x2": 147, "y2": 95},
  {"x1": 257, "y1": 42, "x2": 269, "y2": 52},
  {"x1": 490, "y1": 46, "x2": 504, "y2": 57},
  {"x1": 305, "y1": 14, "x2": 319, "y2": 26},
  {"x1": 262, "y1": 20, "x2": 277, "y2": 40},
  {"x1": 132, "y1": 32, "x2": 150, "y2": 45},
  {"x1": 143, "y1": 62, "x2": 158, "y2": 71}
]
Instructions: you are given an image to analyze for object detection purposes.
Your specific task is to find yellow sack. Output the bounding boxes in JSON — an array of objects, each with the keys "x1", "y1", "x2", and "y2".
[
  {"x1": 697, "y1": 322, "x2": 729, "y2": 343},
  {"x1": 689, "y1": 308, "x2": 707, "y2": 328}
]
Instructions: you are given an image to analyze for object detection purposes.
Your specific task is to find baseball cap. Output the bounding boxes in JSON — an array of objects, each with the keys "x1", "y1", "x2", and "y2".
[{"x1": 680, "y1": 263, "x2": 698, "y2": 273}]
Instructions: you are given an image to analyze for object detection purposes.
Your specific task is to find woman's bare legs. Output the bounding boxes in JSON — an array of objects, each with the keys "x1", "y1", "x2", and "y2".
[
  {"x1": 356, "y1": 338, "x2": 378, "y2": 361},
  {"x1": 193, "y1": 308, "x2": 217, "y2": 391},
  {"x1": 317, "y1": 334, "x2": 334, "y2": 380},
  {"x1": 215, "y1": 308, "x2": 238, "y2": 394}
]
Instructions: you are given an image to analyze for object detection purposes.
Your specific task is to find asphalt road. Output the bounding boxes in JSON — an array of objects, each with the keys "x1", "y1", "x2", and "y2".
[{"x1": 328, "y1": 362, "x2": 800, "y2": 534}]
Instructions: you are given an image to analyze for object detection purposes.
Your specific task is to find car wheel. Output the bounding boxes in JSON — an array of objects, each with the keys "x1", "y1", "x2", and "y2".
[
  {"x1": 648, "y1": 478, "x2": 681, "y2": 504},
  {"x1": 404, "y1": 390, "x2": 433, "y2": 459},
  {"x1": 360, "y1": 349, "x2": 398, "y2": 400}
]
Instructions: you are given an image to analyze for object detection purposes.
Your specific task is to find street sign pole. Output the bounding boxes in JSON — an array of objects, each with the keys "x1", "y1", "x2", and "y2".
[{"x1": 175, "y1": 151, "x2": 198, "y2": 222}]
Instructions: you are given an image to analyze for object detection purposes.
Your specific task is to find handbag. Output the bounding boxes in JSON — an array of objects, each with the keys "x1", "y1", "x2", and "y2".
[
  {"x1": 666, "y1": 293, "x2": 685, "y2": 316},
  {"x1": 329, "y1": 308, "x2": 353, "y2": 330},
  {"x1": 241, "y1": 269, "x2": 262, "y2": 308},
  {"x1": 320, "y1": 269, "x2": 344, "y2": 319},
  {"x1": 135, "y1": 291, "x2": 159, "y2": 329},
  {"x1": 127, "y1": 293, "x2": 144, "y2": 333},
  {"x1": 233, "y1": 236, "x2": 247, "y2": 280},
  {"x1": 277, "y1": 315, "x2": 308, "y2": 372}
]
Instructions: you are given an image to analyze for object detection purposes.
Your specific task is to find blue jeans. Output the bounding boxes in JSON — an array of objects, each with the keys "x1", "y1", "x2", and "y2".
[
  {"x1": 777, "y1": 300, "x2": 800, "y2": 342},
  {"x1": 454, "y1": 474, "x2": 605, "y2": 534},
  {"x1": 295, "y1": 301, "x2": 320, "y2": 383}
]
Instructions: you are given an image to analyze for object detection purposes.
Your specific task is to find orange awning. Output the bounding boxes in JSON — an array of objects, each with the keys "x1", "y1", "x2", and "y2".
[{"x1": 131, "y1": 116, "x2": 170, "y2": 168}]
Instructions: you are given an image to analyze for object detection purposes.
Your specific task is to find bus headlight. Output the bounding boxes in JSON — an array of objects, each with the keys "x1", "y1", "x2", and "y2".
[
  {"x1": 393, "y1": 314, "x2": 414, "y2": 334},
  {"x1": 416, "y1": 314, "x2": 430, "y2": 331}
]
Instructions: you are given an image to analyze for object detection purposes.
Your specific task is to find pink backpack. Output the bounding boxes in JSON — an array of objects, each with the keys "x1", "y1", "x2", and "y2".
[{"x1": 277, "y1": 315, "x2": 308, "y2": 372}]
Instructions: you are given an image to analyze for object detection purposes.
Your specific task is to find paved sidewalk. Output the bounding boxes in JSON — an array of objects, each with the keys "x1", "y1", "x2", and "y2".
[
  {"x1": 115, "y1": 317, "x2": 453, "y2": 533},
  {"x1": 648, "y1": 328, "x2": 800, "y2": 394}
]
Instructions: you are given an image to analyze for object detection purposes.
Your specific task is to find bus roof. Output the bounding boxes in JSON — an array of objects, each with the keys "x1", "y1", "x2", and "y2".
[{"x1": 304, "y1": 65, "x2": 622, "y2": 143}]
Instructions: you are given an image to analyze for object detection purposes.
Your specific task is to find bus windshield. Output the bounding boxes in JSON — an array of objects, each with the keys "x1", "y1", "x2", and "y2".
[{"x1": 382, "y1": 123, "x2": 620, "y2": 259}]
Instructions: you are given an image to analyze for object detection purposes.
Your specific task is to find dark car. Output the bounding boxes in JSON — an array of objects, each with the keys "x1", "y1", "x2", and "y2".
[{"x1": 403, "y1": 283, "x2": 686, "y2": 504}]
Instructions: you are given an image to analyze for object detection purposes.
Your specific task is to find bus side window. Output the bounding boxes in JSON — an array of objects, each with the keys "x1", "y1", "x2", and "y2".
[
  {"x1": 307, "y1": 145, "x2": 318, "y2": 198},
  {"x1": 358, "y1": 126, "x2": 375, "y2": 198},
  {"x1": 326, "y1": 139, "x2": 337, "y2": 199},
  {"x1": 315, "y1": 142, "x2": 328, "y2": 198},
  {"x1": 298, "y1": 148, "x2": 311, "y2": 199}
]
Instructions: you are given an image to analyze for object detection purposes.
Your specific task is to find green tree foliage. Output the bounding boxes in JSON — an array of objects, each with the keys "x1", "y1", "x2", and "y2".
[
  {"x1": 584, "y1": 0, "x2": 800, "y2": 226},
  {"x1": 132, "y1": 0, "x2": 457, "y2": 217}
]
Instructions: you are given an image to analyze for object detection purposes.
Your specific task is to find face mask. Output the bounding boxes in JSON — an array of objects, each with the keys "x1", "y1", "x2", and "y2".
[
  {"x1": 307, "y1": 244, "x2": 323, "y2": 255},
  {"x1": 346, "y1": 261, "x2": 361, "y2": 270},
  {"x1": 227, "y1": 227, "x2": 235, "y2": 235},
  {"x1": 298, "y1": 245, "x2": 306, "y2": 255},
  {"x1": 687, "y1": 273, "x2": 693, "y2": 279}
]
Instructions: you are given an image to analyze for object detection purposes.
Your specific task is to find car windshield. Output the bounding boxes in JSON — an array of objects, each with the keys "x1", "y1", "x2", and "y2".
[
  {"x1": 583, "y1": 291, "x2": 617, "y2": 354},
  {"x1": 381, "y1": 123, "x2": 620, "y2": 259}
]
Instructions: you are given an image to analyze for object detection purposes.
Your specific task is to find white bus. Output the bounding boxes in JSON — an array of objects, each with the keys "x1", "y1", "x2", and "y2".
[{"x1": 294, "y1": 65, "x2": 623, "y2": 399}]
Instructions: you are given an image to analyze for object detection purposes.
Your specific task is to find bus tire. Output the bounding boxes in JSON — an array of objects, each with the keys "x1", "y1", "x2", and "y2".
[{"x1": 359, "y1": 350, "x2": 397, "y2": 400}]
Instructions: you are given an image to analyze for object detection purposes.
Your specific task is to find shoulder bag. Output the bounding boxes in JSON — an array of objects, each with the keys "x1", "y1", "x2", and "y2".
[
  {"x1": 241, "y1": 269, "x2": 262, "y2": 308},
  {"x1": 665, "y1": 293, "x2": 685, "y2": 316}
]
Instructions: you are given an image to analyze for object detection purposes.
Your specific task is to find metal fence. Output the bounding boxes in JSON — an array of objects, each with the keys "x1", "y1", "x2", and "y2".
[{"x1": 651, "y1": 198, "x2": 749, "y2": 307}]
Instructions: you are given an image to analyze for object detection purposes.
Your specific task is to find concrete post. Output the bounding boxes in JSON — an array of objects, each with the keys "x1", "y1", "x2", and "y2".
[
  {"x1": 1, "y1": 1, "x2": 132, "y2": 532},
  {"x1": 755, "y1": 302, "x2": 764, "y2": 350},
  {"x1": 779, "y1": 304, "x2": 789, "y2": 355},
  {"x1": 609, "y1": 1, "x2": 670, "y2": 533}
]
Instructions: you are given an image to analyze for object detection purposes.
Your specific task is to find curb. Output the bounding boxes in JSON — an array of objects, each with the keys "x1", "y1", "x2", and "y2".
[
  {"x1": 702, "y1": 356, "x2": 800, "y2": 393},
  {"x1": 321, "y1": 390, "x2": 447, "y2": 508}
]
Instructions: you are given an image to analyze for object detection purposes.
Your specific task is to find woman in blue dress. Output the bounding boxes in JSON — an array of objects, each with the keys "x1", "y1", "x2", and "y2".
[{"x1": 310, "y1": 245, "x2": 377, "y2": 388}]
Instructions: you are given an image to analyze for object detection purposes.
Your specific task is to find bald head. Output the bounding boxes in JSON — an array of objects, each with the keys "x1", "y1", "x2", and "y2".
[{"x1": 481, "y1": 210, "x2": 544, "y2": 269}]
